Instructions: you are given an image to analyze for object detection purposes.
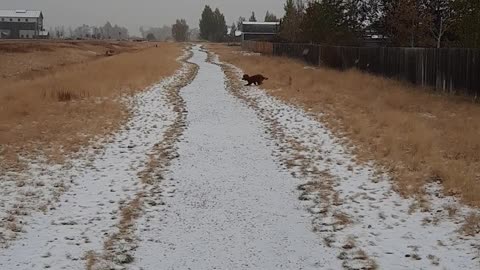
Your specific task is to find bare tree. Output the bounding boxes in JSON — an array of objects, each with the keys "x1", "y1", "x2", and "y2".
[
  {"x1": 237, "y1": 17, "x2": 246, "y2": 31},
  {"x1": 69, "y1": 22, "x2": 129, "y2": 40},
  {"x1": 230, "y1": 22, "x2": 237, "y2": 39},
  {"x1": 427, "y1": 0, "x2": 455, "y2": 48}
]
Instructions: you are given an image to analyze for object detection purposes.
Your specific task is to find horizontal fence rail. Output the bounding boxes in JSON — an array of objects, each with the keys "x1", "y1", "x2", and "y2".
[{"x1": 242, "y1": 41, "x2": 480, "y2": 97}]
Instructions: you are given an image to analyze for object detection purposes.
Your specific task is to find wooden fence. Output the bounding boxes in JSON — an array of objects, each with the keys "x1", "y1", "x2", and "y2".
[
  {"x1": 242, "y1": 41, "x2": 480, "y2": 97},
  {"x1": 242, "y1": 41, "x2": 274, "y2": 55}
]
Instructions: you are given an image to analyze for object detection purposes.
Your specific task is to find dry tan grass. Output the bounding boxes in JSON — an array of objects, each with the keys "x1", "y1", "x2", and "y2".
[
  {"x1": 210, "y1": 43, "x2": 480, "y2": 207},
  {"x1": 85, "y1": 251, "x2": 98, "y2": 270},
  {"x1": 0, "y1": 40, "x2": 144, "y2": 79},
  {"x1": 0, "y1": 42, "x2": 182, "y2": 169},
  {"x1": 461, "y1": 213, "x2": 480, "y2": 236}
]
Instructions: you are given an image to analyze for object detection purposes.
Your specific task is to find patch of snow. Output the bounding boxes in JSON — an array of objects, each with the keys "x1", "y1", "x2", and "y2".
[{"x1": 233, "y1": 50, "x2": 261, "y2": 57}]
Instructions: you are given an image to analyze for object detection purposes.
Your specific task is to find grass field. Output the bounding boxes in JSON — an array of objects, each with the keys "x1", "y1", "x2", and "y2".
[
  {"x1": 209, "y1": 43, "x2": 480, "y2": 207},
  {"x1": 0, "y1": 40, "x2": 146, "y2": 79},
  {"x1": 0, "y1": 41, "x2": 182, "y2": 169}
]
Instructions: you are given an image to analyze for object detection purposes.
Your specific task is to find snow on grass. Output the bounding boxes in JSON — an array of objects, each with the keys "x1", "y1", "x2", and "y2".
[
  {"x1": 88, "y1": 49, "x2": 197, "y2": 270},
  {"x1": 0, "y1": 66, "x2": 184, "y2": 269},
  {"x1": 218, "y1": 56, "x2": 480, "y2": 269}
]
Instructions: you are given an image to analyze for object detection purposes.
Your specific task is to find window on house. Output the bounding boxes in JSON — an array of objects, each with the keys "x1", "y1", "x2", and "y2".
[
  {"x1": 25, "y1": 19, "x2": 28, "y2": 22},
  {"x1": 9, "y1": 18, "x2": 12, "y2": 22},
  {"x1": 18, "y1": 18, "x2": 21, "y2": 22},
  {"x1": 21, "y1": 35, "x2": 24, "y2": 38}
]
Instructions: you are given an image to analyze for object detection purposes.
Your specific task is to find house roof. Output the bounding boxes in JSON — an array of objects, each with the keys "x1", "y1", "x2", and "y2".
[
  {"x1": 242, "y1": 22, "x2": 280, "y2": 26},
  {"x1": 0, "y1": 10, "x2": 42, "y2": 18},
  {"x1": 241, "y1": 22, "x2": 280, "y2": 35},
  {"x1": 242, "y1": 32, "x2": 277, "y2": 35}
]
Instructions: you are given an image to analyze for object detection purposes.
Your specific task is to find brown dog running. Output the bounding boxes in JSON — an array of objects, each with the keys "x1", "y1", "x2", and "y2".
[{"x1": 242, "y1": 74, "x2": 268, "y2": 86}]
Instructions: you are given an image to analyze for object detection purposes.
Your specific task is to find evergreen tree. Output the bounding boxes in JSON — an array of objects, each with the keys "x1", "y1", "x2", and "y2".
[
  {"x1": 383, "y1": 0, "x2": 432, "y2": 47},
  {"x1": 213, "y1": 8, "x2": 227, "y2": 42},
  {"x1": 342, "y1": 0, "x2": 378, "y2": 34},
  {"x1": 265, "y1": 11, "x2": 279, "y2": 22},
  {"x1": 280, "y1": 0, "x2": 305, "y2": 42},
  {"x1": 300, "y1": 0, "x2": 358, "y2": 45},
  {"x1": 146, "y1": 33, "x2": 156, "y2": 41},
  {"x1": 249, "y1": 12, "x2": 257, "y2": 22},
  {"x1": 453, "y1": 0, "x2": 480, "y2": 47},
  {"x1": 199, "y1": 5, "x2": 215, "y2": 40},
  {"x1": 199, "y1": 6, "x2": 227, "y2": 42},
  {"x1": 172, "y1": 19, "x2": 189, "y2": 42}
]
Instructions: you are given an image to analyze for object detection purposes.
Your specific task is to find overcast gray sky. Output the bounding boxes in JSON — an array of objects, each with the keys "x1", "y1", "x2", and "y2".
[{"x1": 1, "y1": 0, "x2": 284, "y2": 35}]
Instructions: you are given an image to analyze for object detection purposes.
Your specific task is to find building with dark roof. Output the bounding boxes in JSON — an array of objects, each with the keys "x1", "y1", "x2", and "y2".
[
  {"x1": 0, "y1": 10, "x2": 45, "y2": 39},
  {"x1": 241, "y1": 21, "x2": 280, "y2": 42}
]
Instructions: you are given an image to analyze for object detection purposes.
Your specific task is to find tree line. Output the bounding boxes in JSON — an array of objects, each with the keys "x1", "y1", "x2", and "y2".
[
  {"x1": 279, "y1": 0, "x2": 480, "y2": 48},
  {"x1": 170, "y1": 5, "x2": 229, "y2": 42},
  {"x1": 150, "y1": 9, "x2": 285, "y2": 43},
  {"x1": 140, "y1": 26, "x2": 172, "y2": 41},
  {"x1": 49, "y1": 22, "x2": 129, "y2": 40},
  {"x1": 48, "y1": 22, "x2": 194, "y2": 42}
]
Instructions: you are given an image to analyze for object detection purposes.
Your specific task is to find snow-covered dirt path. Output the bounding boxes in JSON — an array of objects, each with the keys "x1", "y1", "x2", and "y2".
[{"x1": 133, "y1": 45, "x2": 337, "y2": 269}]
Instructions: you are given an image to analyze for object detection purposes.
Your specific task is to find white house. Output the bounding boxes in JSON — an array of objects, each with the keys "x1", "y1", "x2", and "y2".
[{"x1": 0, "y1": 10, "x2": 45, "y2": 39}]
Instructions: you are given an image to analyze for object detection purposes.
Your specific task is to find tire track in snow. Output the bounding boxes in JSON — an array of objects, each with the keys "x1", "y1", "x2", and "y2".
[
  {"x1": 89, "y1": 47, "x2": 198, "y2": 270},
  {"x1": 0, "y1": 49, "x2": 192, "y2": 270}
]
